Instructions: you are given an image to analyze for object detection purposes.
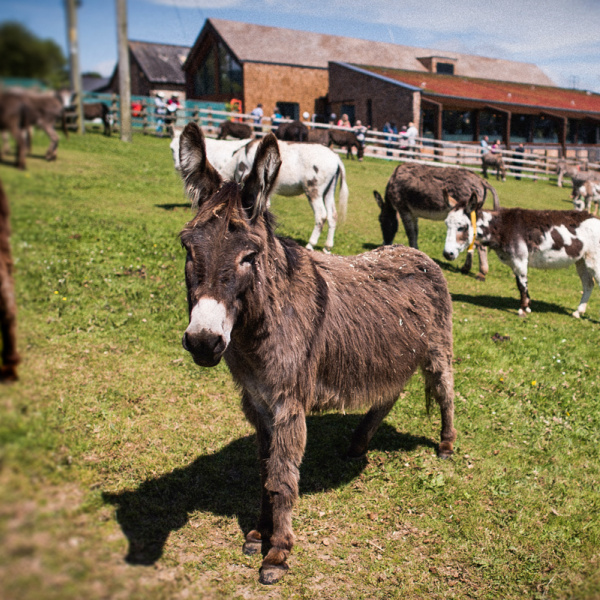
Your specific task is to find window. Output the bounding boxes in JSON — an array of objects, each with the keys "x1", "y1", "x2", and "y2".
[
  {"x1": 532, "y1": 115, "x2": 558, "y2": 143},
  {"x1": 194, "y1": 46, "x2": 216, "y2": 96},
  {"x1": 479, "y1": 110, "x2": 504, "y2": 138},
  {"x1": 193, "y1": 42, "x2": 243, "y2": 98},
  {"x1": 218, "y1": 44, "x2": 242, "y2": 97},
  {"x1": 436, "y1": 62, "x2": 454, "y2": 75},
  {"x1": 277, "y1": 102, "x2": 299, "y2": 121},
  {"x1": 510, "y1": 114, "x2": 532, "y2": 143},
  {"x1": 442, "y1": 110, "x2": 473, "y2": 141}
]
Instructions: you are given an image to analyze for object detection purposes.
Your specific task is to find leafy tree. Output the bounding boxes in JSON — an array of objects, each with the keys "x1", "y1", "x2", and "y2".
[{"x1": 0, "y1": 21, "x2": 69, "y2": 88}]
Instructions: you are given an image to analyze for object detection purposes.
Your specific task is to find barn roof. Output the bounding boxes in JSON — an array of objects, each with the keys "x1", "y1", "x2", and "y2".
[
  {"x1": 189, "y1": 18, "x2": 555, "y2": 88},
  {"x1": 129, "y1": 40, "x2": 190, "y2": 85},
  {"x1": 342, "y1": 63, "x2": 600, "y2": 116}
]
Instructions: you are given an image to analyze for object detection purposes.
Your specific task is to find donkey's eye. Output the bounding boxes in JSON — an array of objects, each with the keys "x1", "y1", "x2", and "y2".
[
  {"x1": 458, "y1": 226, "x2": 469, "y2": 232},
  {"x1": 240, "y1": 251, "x2": 257, "y2": 266}
]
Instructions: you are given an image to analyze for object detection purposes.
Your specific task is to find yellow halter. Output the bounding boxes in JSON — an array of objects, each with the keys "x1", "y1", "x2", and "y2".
[{"x1": 467, "y1": 211, "x2": 477, "y2": 252}]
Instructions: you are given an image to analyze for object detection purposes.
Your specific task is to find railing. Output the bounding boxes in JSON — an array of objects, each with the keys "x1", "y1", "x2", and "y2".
[{"x1": 68, "y1": 96, "x2": 600, "y2": 181}]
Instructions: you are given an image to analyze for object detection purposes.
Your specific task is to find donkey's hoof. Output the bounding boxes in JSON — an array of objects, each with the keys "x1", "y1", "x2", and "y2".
[
  {"x1": 305, "y1": 243, "x2": 314, "y2": 251},
  {"x1": 243, "y1": 530, "x2": 263, "y2": 555},
  {"x1": 259, "y1": 562, "x2": 289, "y2": 585},
  {"x1": 437, "y1": 442, "x2": 454, "y2": 459},
  {"x1": 475, "y1": 274, "x2": 486, "y2": 282},
  {"x1": 572, "y1": 311, "x2": 581, "y2": 319},
  {"x1": 243, "y1": 540, "x2": 262, "y2": 555},
  {"x1": 0, "y1": 366, "x2": 19, "y2": 383},
  {"x1": 323, "y1": 246, "x2": 332, "y2": 254}
]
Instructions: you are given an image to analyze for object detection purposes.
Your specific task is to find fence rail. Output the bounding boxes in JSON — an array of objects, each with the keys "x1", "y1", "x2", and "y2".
[{"x1": 68, "y1": 93, "x2": 600, "y2": 182}]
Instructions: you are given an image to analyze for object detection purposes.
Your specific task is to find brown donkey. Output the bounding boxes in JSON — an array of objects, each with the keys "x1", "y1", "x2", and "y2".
[
  {"x1": 178, "y1": 123, "x2": 456, "y2": 584},
  {"x1": 0, "y1": 180, "x2": 20, "y2": 381}
]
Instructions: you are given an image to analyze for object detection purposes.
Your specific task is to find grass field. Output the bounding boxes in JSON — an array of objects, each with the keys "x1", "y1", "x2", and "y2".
[{"x1": 0, "y1": 129, "x2": 599, "y2": 600}]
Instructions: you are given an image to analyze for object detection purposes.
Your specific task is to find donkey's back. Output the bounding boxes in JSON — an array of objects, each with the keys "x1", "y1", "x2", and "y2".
[{"x1": 307, "y1": 245, "x2": 453, "y2": 412}]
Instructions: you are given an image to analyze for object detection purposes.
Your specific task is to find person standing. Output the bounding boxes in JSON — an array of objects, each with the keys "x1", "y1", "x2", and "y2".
[
  {"x1": 337, "y1": 113, "x2": 351, "y2": 127},
  {"x1": 154, "y1": 92, "x2": 167, "y2": 137},
  {"x1": 480, "y1": 135, "x2": 490, "y2": 153},
  {"x1": 406, "y1": 121, "x2": 418, "y2": 155},
  {"x1": 354, "y1": 119, "x2": 367, "y2": 161},
  {"x1": 250, "y1": 103, "x2": 264, "y2": 133}
]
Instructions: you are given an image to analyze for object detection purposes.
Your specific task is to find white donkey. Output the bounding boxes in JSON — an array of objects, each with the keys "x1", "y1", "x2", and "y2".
[
  {"x1": 232, "y1": 139, "x2": 349, "y2": 252},
  {"x1": 443, "y1": 191, "x2": 600, "y2": 318}
]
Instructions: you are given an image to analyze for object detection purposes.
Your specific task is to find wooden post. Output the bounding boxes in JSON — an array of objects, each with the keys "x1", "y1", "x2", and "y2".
[
  {"x1": 65, "y1": 0, "x2": 84, "y2": 135},
  {"x1": 116, "y1": 0, "x2": 132, "y2": 142},
  {"x1": 142, "y1": 99, "x2": 148, "y2": 135}
]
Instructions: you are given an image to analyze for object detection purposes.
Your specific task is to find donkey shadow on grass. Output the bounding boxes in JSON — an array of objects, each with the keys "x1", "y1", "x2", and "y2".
[
  {"x1": 450, "y1": 292, "x2": 581, "y2": 318},
  {"x1": 102, "y1": 413, "x2": 435, "y2": 566}
]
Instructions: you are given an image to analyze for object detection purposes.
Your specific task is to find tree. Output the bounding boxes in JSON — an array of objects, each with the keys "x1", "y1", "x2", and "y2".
[{"x1": 0, "y1": 22, "x2": 69, "y2": 88}]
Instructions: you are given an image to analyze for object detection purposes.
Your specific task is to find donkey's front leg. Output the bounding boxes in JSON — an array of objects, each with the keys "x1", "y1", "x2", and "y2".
[{"x1": 259, "y1": 406, "x2": 307, "y2": 585}]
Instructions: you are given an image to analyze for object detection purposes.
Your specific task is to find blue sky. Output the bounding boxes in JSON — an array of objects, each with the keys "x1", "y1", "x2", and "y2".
[{"x1": 2, "y1": 0, "x2": 600, "y2": 93}]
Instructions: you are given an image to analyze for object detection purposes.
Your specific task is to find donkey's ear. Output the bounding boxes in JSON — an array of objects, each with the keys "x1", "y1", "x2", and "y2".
[
  {"x1": 241, "y1": 133, "x2": 281, "y2": 220},
  {"x1": 179, "y1": 122, "x2": 222, "y2": 209},
  {"x1": 373, "y1": 190, "x2": 384, "y2": 210},
  {"x1": 466, "y1": 191, "x2": 479, "y2": 213},
  {"x1": 442, "y1": 189, "x2": 457, "y2": 209}
]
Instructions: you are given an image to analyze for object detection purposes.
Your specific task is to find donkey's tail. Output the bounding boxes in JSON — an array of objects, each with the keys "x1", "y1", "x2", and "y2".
[
  {"x1": 483, "y1": 180, "x2": 500, "y2": 210},
  {"x1": 336, "y1": 156, "x2": 349, "y2": 224}
]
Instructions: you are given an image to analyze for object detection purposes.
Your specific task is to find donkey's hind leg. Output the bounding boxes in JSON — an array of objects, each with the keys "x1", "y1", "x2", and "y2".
[
  {"x1": 305, "y1": 193, "x2": 326, "y2": 251},
  {"x1": 573, "y1": 258, "x2": 596, "y2": 318},
  {"x1": 347, "y1": 398, "x2": 397, "y2": 459},
  {"x1": 422, "y1": 357, "x2": 456, "y2": 458}
]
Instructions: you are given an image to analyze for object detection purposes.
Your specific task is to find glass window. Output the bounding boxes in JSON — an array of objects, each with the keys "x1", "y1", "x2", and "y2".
[
  {"x1": 442, "y1": 110, "x2": 473, "y2": 141},
  {"x1": 532, "y1": 115, "x2": 558, "y2": 143},
  {"x1": 218, "y1": 44, "x2": 242, "y2": 97},
  {"x1": 568, "y1": 119, "x2": 600, "y2": 145},
  {"x1": 510, "y1": 114, "x2": 532, "y2": 143},
  {"x1": 421, "y1": 108, "x2": 435, "y2": 139},
  {"x1": 194, "y1": 46, "x2": 216, "y2": 96},
  {"x1": 479, "y1": 110, "x2": 504, "y2": 138},
  {"x1": 436, "y1": 63, "x2": 454, "y2": 75}
]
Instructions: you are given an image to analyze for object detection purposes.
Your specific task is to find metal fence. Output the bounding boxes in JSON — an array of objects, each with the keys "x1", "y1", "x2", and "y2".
[{"x1": 69, "y1": 95, "x2": 600, "y2": 181}]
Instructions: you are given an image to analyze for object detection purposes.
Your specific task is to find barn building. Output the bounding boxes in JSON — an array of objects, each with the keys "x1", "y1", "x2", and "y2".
[
  {"x1": 176, "y1": 18, "x2": 600, "y2": 152},
  {"x1": 328, "y1": 62, "x2": 600, "y2": 151},
  {"x1": 110, "y1": 40, "x2": 190, "y2": 100},
  {"x1": 182, "y1": 18, "x2": 553, "y2": 123}
]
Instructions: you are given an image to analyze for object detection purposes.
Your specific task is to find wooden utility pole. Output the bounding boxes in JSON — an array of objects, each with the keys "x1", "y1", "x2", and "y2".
[
  {"x1": 116, "y1": 0, "x2": 132, "y2": 142},
  {"x1": 65, "y1": 0, "x2": 84, "y2": 134}
]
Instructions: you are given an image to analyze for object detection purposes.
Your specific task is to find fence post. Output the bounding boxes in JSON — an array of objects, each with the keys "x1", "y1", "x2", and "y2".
[{"x1": 142, "y1": 99, "x2": 149, "y2": 136}]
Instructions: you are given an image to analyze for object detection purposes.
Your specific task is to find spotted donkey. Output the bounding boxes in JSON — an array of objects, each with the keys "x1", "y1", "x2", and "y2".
[{"x1": 443, "y1": 191, "x2": 600, "y2": 318}]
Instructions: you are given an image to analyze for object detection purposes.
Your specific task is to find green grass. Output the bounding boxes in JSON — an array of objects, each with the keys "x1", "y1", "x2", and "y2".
[{"x1": 0, "y1": 130, "x2": 599, "y2": 599}]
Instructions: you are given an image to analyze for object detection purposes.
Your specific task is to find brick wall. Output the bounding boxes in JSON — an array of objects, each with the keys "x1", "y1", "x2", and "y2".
[
  {"x1": 243, "y1": 63, "x2": 328, "y2": 119},
  {"x1": 328, "y1": 62, "x2": 420, "y2": 131}
]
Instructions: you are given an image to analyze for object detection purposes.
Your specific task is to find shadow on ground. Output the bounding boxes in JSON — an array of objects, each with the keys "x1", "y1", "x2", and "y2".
[
  {"x1": 450, "y1": 292, "x2": 574, "y2": 316},
  {"x1": 155, "y1": 203, "x2": 192, "y2": 211},
  {"x1": 103, "y1": 413, "x2": 436, "y2": 566}
]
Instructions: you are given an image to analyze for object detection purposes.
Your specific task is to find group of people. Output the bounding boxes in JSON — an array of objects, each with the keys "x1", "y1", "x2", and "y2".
[
  {"x1": 382, "y1": 121, "x2": 419, "y2": 156},
  {"x1": 154, "y1": 92, "x2": 182, "y2": 136}
]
